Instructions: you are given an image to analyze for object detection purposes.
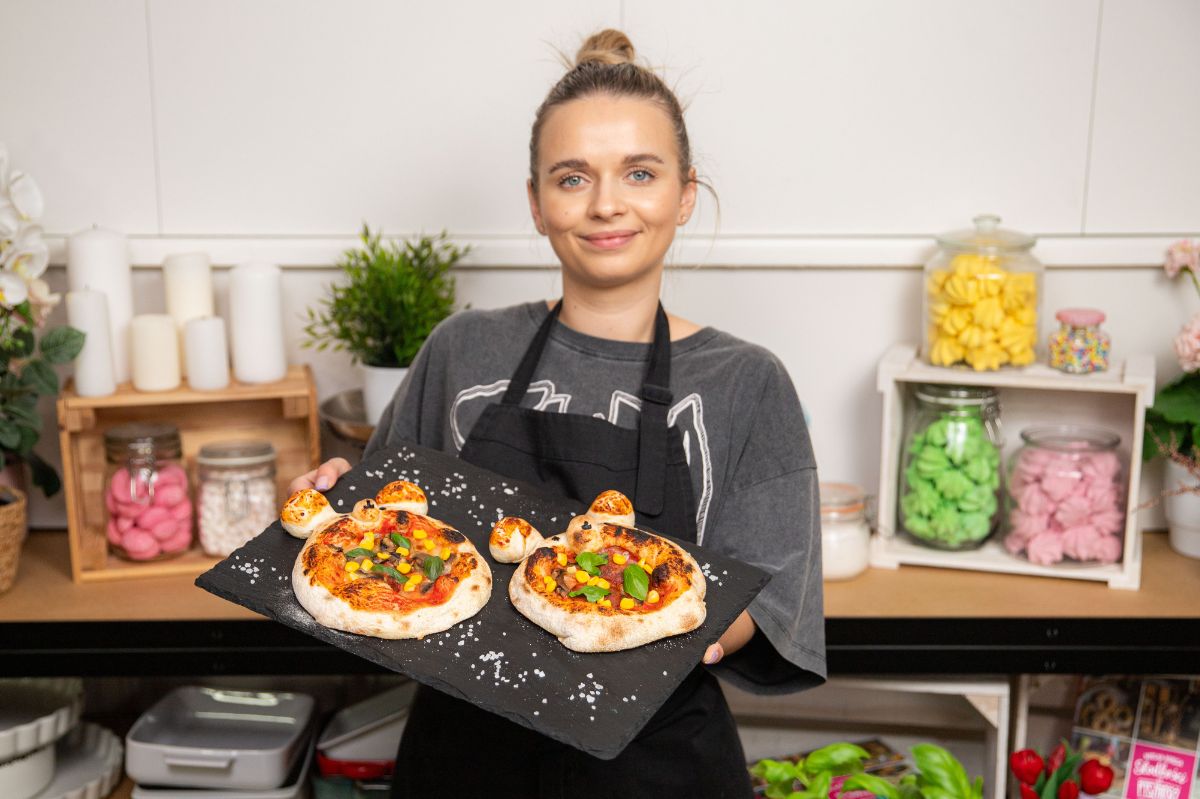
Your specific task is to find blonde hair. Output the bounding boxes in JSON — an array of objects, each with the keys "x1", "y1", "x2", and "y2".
[{"x1": 529, "y1": 29, "x2": 693, "y2": 193}]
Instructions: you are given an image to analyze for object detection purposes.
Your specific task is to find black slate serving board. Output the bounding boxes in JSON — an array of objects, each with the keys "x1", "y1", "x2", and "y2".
[{"x1": 195, "y1": 442, "x2": 769, "y2": 760}]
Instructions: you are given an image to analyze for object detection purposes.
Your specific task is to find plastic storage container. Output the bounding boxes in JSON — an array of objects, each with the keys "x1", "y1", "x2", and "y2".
[
  {"x1": 898, "y1": 384, "x2": 1003, "y2": 550},
  {"x1": 103, "y1": 422, "x2": 193, "y2": 561},
  {"x1": 197, "y1": 440, "x2": 278, "y2": 557},
  {"x1": 923, "y1": 214, "x2": 1043, "y2": 371},
  {"x1": 315, "y1": 683, "x2": 415, "y2": 780},
  {"x1": 1048, "y1": 308, "x2": 1111, "y2": 374},
  {"x1": 1004, "y1": 425, "x2": 1126, "y2": 566},
  {"x1": 125, "y1": 687, "x2": 314, "y2": 790},
  {"x1": 819, "y1": 483, "x2": 870, "y2": 581}
]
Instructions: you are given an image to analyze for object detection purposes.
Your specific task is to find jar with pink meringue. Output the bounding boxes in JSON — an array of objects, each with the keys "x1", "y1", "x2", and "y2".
[
  {"x1": 103, "y1": 422, "x2": 194, "y2": 561},
  {"x1": 1004, "y1": 425, "x2": 1126, "y2": 566}
]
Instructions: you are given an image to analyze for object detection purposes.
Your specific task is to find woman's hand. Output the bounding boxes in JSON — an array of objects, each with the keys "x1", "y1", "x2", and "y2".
[
  {"x1": 287, "y1": 457, "x2": 353, "y2": 496},
  {"x1": 702, "y1": 610, "x2": 756, "y2": 666}
]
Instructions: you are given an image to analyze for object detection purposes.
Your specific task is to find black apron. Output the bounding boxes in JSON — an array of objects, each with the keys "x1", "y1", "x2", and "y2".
[{"x1": 391, "y1": 303, "x2": 752, "y2": 799}]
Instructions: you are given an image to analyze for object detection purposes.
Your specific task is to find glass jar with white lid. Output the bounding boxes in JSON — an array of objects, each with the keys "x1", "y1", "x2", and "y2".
[
  {"x1": 820, "y1": 483, "x2": 870, "y2": 581},
  {"x1": 197, "y1": 440, "x2": 278, "y2": 557}
]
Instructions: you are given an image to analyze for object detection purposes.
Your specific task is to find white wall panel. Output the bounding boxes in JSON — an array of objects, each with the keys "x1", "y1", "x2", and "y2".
[
  {"x1": 626, "y1": 0, "x2": 1100, "y2": 236},
  {"x1": 0, "y1": 0, "x2": 158, "y2": 234},
  {"x1": 1085, "y1": 0, "x2": 1200, "y2": 233},
  {"x1": 148, "y1": 0, "x2": 617, "y2": 235}
]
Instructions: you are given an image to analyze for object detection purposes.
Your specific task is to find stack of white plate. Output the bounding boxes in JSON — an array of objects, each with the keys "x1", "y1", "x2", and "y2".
[
  {"x1": 0, "y1": 679, "x2": 123, "y2": 799},
  {"x1": 126, "y1": 687, "x2": 316, "y2": 799}
]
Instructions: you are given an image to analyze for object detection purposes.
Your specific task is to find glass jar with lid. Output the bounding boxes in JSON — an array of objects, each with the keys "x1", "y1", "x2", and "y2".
[
  {"x1": 103, "y1": 422, "x2": 193, "y2": 561},
  {"x1": 1004, "y1": 425, "x2": 1125, "y2": 566},
  {"x1": 1048, "y1": 308, "x2": 1111, "y2": 374},
  {"x1": 820, "y1": 482, "x2": 870, "y2": 580},
  {"x1": 898, "y1": 384, "x2": 1003, "y2": 549},
  {"x1": 923, "y1": 214, "x2": 1044, "y2": 371},
  {"x1": 197, "y1": 440, "x2": 278, "y2": 557}
]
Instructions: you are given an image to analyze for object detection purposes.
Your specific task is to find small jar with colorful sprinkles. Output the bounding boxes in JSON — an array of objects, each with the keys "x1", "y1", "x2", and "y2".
[{"x1": 1048, "y1": 308, "x2": 1110, "y2": 374}]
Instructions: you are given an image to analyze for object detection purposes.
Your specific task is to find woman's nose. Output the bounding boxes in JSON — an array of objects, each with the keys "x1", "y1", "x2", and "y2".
[{"x1": 588, "y1": 177, "x2": 626, "y2": 219}]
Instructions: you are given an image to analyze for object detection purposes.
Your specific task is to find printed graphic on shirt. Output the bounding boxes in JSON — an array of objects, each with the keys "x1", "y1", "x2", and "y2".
[{"x1": 451, "y1": 379, "x2": 714, "y2": 544}]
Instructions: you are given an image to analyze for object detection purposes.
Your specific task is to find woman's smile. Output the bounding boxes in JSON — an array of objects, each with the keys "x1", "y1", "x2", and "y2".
[{"x1": 580, "y1": 229, "x2": 640, "y2": 250}]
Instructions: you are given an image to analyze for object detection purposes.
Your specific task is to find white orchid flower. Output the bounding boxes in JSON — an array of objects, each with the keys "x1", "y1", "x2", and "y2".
[
  {"x1": 27, "y1": 277, "x2": 60, "y2": 325},
  {"x1": 0, "y1": 200, "x2": 17, "y2": 249},
  {"x1": 6, "y1": 171, "x2": 43, "y2": 221},
  {"x1": 0, "y1": 224, "x2": 48, "y2": 280},
  {"x1": 0, "y1": 271, "x2": 29, "y2": 308},
  {"x1": 0, "y1": 143, "x2": 8, "y2": 189}
]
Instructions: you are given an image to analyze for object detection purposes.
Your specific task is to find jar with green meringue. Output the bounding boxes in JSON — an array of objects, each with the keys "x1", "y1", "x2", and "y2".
[{"x1": 898, "y1": 384, "x2": 1004, "y2": 549}]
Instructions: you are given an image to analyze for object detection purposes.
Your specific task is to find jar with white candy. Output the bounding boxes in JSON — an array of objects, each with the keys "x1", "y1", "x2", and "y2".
[{"x1": 197, "y1": 440, "x2": 278, "y2": 557}]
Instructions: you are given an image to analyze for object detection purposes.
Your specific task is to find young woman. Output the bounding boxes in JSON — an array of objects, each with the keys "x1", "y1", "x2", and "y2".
[{"x1": 290, "y1": 29, "x2": 825, "y2": 798}]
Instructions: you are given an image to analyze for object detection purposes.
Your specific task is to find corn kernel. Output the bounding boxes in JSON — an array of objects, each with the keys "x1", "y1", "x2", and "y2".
[
  {"x1": 398, "y1": 562, "x2": 412, "y2": 574},
  {"x1": 598, "y1": 599, "x2": 612, "y2": 609},
  {"x1": 637, "y1": 559, "x2": 648, "y2": 570},
  {"x1": 647, "y1": 589, "x2": 660, "y2": 604},
  {"x1": 441, "y1": 547, "x2": 452, "y2": 559},
  {"x1": 361, "y1": 534, "x2": 374, "y2": 548},
  {"x1": 620, "y1": 597, "x2": 636, "y2": 610},
  {"x1": 361, "y1": 560, "x2": 373, "y2": 572},
  {"x1": 376, "y1": 552, "x2": 391, "y2": 560},
  {"x1": 424, "y1": 539, "x2": 436, "y2": 551},
  {"x1": 413, "y1": 530, "x2": 428, "y2": 540},
  {"x1": 612, "y1": 553, "x2": 627, "y2": 565},
  {"x1": 544, "y1": 577, "x2": 558, "y2": 593},
  {"x1": 345, "y1": 561, "x2": 360, "y2": 572},
  {"x1": 575, "y1": 569, "x2": 590, "y2": 583},
  {"x1": 397, "y1": 547, "x2": 410, "y2": 556},
  {"x1": 556, "y1": 553, "x2": 568, "y2": 567},
  {"x1": 403, "y1": 582, "x2": 417, "y2": 592},
  {"x1": 587, "y1": 576, "x2": 601, "y2": 587}
]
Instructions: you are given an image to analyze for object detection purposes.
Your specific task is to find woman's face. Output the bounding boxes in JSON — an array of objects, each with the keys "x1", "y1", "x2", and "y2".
[{"x1": 528, "y1": 94, "x2": 697, "y2": 290}]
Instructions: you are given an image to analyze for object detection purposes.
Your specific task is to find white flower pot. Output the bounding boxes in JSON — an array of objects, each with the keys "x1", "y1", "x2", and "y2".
[
  {"x1": 360, "y1": 363, "x2": 408, "y2": 428},
  {"x1": 1164, "y1": 459, "x2": 1200, "y2": 559}
]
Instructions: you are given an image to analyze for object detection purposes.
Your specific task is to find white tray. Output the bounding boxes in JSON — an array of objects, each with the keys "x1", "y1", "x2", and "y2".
[
  {"x1": 0, "y1": 679, "x2": 83, "y2": 763},
  {"x1": 132, "y1": 744, "x2": 312, "y2": 799},
  {"x1": 34, "y1": 722, "x2": 124, "y2": 799}
]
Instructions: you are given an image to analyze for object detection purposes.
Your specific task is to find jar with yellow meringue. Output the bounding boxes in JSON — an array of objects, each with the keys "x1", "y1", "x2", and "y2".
[{"x1": 923, "y1": 214, "x2": 1043, "y2": 371}]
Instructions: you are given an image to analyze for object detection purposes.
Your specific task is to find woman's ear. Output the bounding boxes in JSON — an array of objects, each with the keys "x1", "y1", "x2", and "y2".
[
  {"x1": 678, "y1": 166, "x2": 698, "y2": 226},
  {"x1": 527, "y1": 179, "x2": 547, "y2": 236}
]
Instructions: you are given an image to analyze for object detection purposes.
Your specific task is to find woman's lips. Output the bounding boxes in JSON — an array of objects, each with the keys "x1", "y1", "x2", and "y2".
[{"x1": 581, "y1": 231, "x2": 638, "y2": 250}]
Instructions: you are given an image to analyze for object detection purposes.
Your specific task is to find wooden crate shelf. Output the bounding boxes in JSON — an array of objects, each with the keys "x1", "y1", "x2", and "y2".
[
  {"x1": 872, "y1": 344, "x2": 1156, "y2": 590},
  {"x1": 56, "y1": 365, "x2": 320, "y2": 583}
]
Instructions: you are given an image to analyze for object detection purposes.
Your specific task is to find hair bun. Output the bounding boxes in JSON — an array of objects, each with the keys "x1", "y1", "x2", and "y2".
[{"x1": 574, "y1": 28, "x2": 636, "y2": 67}]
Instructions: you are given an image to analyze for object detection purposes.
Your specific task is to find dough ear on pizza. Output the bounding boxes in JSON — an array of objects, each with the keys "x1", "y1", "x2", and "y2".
[
  {"x1": 281, "y1": 489, "x2": 340, "y2": 539},
  {"x1": 489, "y1": 516, "x2": 545, "y2": 563},
  {"x1": 375, "y1": 480, "x2": 428, "y2": 515},
  {"x1": 349, "y1": 498, "x2": 384, "y2": 531},
  {"x1": 586, "y1": 490, "x2": 636, "y2": 528}
]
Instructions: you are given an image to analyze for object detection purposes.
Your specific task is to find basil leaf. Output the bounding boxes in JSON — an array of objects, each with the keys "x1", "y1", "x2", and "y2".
[
  {"x1": 344, "y1": 547, "x2": 374, "y2": 559},
  {"x1": 575, "y1": 551, "x2": 608, "y2": 576},
  {"x1": 373, "y1": 564, "x2": 405, "y2": 583},
  {"x1": 623, "y1": 562, "x2": 649, "y2": 601},
  {"x1": 390, "y1": 533, "x2": 411, "y2": 549},
  {"x1": 423, "y1": 555, "x2": 444, "y2": 581},
  {"x1": 568, "y1": 585, "x2": 610, "y2": 603}
]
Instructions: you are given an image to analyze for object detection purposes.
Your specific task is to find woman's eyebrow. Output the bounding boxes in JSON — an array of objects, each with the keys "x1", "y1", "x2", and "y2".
[{"x1": 546, "y1": 153, "x2": 667, "y2": 174}]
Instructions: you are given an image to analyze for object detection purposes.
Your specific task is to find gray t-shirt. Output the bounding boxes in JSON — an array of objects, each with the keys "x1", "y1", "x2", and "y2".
[{"x1": 365, "y1": 301, "x2": 826, "y2": 693}]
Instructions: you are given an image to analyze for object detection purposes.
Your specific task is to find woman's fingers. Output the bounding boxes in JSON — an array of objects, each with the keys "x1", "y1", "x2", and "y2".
[
  {"x1": 702, "y1": 643, "x2": 724, "y2": 665},
  {"x1": 287, "y1": 458, "x2": 352, "y2": 496}
]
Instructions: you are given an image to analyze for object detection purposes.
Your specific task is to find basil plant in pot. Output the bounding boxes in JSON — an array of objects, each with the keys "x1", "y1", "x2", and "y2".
[{"x1": 304, "y1": 225, "x2": 467, "y2": 425}]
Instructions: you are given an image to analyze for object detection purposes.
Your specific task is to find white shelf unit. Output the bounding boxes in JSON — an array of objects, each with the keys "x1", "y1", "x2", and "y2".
[
  {"x1": 872, "y1": 344, "x2": 1156, "y2": 590},
  {"x1": 725, "y1": 676, "x2": 1012, "y2": 799}
]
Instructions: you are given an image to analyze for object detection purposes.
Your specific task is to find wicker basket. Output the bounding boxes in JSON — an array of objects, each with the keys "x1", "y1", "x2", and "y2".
[{"x1": 0, "y1": 486, "x2": 28, "y2": 594}]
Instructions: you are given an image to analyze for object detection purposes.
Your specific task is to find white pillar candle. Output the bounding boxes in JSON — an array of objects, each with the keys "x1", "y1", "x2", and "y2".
[
  {"x1": 184, "y1": 316, "x2": 230, "y2": 391},
  {"x1": 228, "y1": 262, "x2": 287, "y2": 384},
  {"x1": 65, "y1": 290, "x2": 116, "y2": 398},
  {"x1": 163, "y1": 252, "x2": 215, "y2": 377},
  {"x1": 66, "y1": 227, "x2": 134, "y2": 384},
  {"x1": 130, "y1": 314, "x2": 181, "y2": 392}
]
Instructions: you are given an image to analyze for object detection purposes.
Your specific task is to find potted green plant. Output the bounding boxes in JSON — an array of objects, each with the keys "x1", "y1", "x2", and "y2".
[
  {"x1": 303, "y1": 225, "x2": 468, "y2": 424},
  {"x1": 1143, "y1": 239, "x2": 1200, "y2": 558}
]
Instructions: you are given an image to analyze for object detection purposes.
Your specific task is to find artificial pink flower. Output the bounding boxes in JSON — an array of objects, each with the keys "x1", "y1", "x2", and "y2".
[
  {"x1": 1026, "y1": 531, "x2": 1065, "y2": 565},
  {"x1": 1165, "y1": 239, "x2": 1200, "y2": 278},
  {"x1": 1174, "y1": 313, "x2": 1200, "y2": 373}
]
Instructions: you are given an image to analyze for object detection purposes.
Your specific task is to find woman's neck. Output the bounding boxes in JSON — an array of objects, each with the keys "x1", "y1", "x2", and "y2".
[{"x1": 556, "y1": 273, "x2": 663, "y2": 343}]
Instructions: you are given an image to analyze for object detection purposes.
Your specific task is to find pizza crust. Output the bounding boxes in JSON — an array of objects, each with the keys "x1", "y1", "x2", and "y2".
[
  {"x1": 281, "y1": 489, "x2": 339, "y2": 539},
  {"x1": 489, "y1": 516, "x2": 545, "y2": 563}
]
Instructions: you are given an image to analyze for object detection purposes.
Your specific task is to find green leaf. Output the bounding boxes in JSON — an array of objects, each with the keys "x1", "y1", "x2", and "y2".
[
  {"x1": 568, "y1": 584, "x2": 610, "y2": 603},
  {"x1": 842, "y1": 774, "x2": 901, "y2": 799},
  {"x1": 574, "y1": 550, "x2": 607, "y2": 575},
  {"x1": 0, "y1": 327, "x2": 35, "y2": 359},
  {"x1": 6, "y1": 401, "x2": 40, "y2": 432},
  {"x1": 390, "y1": 533, "x2": 411, "y2": 550},
  {"x1": 38, "y1": 326, "x2": 85, "y2": 364},
  {"x1": 0, "y1": 419, "x2": 20, "y2": 451},
  {"x1": 26, "y1": 450, "x2": 60, "y2": 498},
  {"x1": 373, "y1": 564, "x2": 405, "y2": 583},
  {"x1": 1154, "y1": 373, "x2": 1200, "y2": 425},
  {"x1": 801, "y1": 742, "x2": 870, "y2": 777},
  {"x1": 422, "y1": 555, "x2": 444, "y2": 580},
  {"x1": 622, "y1": 562, "x2": 649, "y2": 601},
  {"x1": 21, "y1": 359, "x2": 58, "y2": 396},
  {"x1": 912, "y1": 744, "x2": 972, "y2": 798},
  {"x1": 344, "y1": 547, "x2": 374, "y2": 559},
  {"x1": 1041, "y1": 754, "x2": 1083, "y2": 799},
  {"x1": 1144, "y1": 408, "x2": 1190, "y2": 461}
]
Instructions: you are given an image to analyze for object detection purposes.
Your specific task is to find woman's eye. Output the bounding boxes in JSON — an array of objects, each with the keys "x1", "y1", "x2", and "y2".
[
  {"x1": 629, "y1": 169, "x2": 654, "y2": 182},
  {"x1": 558, "y1": 175, "x2": 584, "y2": 188}
]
